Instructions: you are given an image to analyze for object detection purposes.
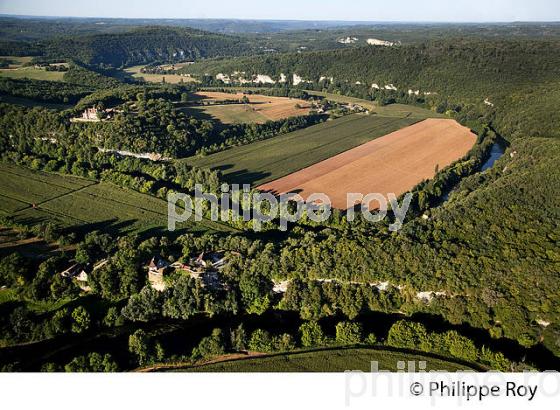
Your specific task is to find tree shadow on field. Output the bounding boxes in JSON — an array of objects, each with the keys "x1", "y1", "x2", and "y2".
[
  {"x1": 176, "y1": 107, "x2": 215, "y2": 122},
  {"x1": 60, "y1": 219, "x2": 138, "y2": 239},
  {"x1": 257, "y1": 188, "x2": 304, "y2": 198},
  {"x1": 214, "y1": 164, "x2": 234, "y2": 172},
  {"x1": 222, "y1": 168, "x2": 272, "y2": 186}
]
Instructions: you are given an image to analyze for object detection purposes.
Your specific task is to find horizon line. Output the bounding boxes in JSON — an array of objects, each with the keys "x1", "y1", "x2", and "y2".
[{"x1": 1, "y1": 13, "x2": 560, "y2": 24}]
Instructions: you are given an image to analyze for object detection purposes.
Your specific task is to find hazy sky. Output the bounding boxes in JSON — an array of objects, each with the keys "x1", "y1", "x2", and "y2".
[{"x1": 0, "y1": 0, "x2": 558, "y2": 22}]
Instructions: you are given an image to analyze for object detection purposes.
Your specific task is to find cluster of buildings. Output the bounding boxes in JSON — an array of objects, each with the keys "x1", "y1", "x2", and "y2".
[
  {"x1": 146, "y1": 251, "x2": 229, "y2": 292},
  {"x1": 71, "y1": 107, "x2": 117, "y2": 122},
  {"x1": 58, "y1": 251, "x2": 230, "y2": 293}
]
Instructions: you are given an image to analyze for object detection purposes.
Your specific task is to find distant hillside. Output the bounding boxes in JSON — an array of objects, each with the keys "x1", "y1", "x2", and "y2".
[
  {"x1": 182, "y1": 39, "x2": 560, "y2": 139},
  {"x1": 40, "y1": 26, "x2": 254, "y2": 67}
]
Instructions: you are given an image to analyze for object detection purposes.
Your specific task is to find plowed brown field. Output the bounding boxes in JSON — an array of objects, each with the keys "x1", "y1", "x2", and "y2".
[{"x1": 257, "y1": 118, "x2": 476, "y2": 209}]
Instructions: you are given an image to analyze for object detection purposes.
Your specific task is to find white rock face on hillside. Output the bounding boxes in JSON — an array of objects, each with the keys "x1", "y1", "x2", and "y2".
[
  {"x1": 279, "y1": 73, "x2": 287, "y2": 83},
  {"x1": 253, "y1": 74, "x2": 276, "y2": 84},
  {"x1": 367, "y1": 38, "x2": 395, "y2": 46},
  {"x1": 293, "y1": 73, "x2": 311, "y2": 85},
  {"x1": 371, "y1": 83, "x2": 380, "y2": 89},
  {"x1": 338, "y1": 36, "x2": 358, "y2": 44},
  {"x1": 384, "y1": 84, "x2": 398, "y2": 91},
  {"x1": 216, "y1": 73, "x2": 231, "y2": 84}
]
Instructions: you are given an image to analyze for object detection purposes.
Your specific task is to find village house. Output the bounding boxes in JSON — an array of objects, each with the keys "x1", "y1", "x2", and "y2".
[
  {"x1": 146, "y1": 256, "x2": 171, "y2": 291},
  {"x1": 59, "y1": 260, "x2": 107, "y2": 292}
]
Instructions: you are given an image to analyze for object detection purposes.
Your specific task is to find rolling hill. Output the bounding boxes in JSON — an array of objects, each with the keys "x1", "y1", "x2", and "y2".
[
  {"x1": 181, "y1": 39, "x2": 560, "y2": 139},
  {"x1": 0, "y1": 26, "x2": 255, "y2": 68}
]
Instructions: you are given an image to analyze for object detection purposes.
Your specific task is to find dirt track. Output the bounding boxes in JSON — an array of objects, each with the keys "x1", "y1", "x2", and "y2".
[{"x1": 257, "y1": 118, "x2": 476, "y2": 209}]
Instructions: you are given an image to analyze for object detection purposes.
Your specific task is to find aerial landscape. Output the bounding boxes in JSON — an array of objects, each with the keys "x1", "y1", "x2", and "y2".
[{"x1": 0, "y1": 0, "x2": 559, "y2": 407}]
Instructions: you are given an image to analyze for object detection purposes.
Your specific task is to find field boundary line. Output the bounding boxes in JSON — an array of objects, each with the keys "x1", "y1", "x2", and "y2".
[{"x1": 0, "y1": 167, "x2": 94, "y2": 191}]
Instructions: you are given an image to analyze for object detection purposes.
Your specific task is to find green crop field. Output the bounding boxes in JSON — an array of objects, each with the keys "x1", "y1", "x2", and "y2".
[
  {"x1": 0, "y1": 163, "x2": 232, "y2": 236},
  {"x1": 185, "y1": 113, "x2": 419, "y2": 185},
  {"x1": 178, "y1": 348, "x2": 477, "y2": 372}
]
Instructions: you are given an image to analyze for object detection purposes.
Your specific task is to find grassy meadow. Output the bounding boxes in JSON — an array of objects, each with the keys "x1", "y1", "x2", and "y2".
[
  {"x1": 180, "y1": 104, "x2": 270, "y2": 124},
  {"x1": 0, "y1": 67, "x2": 66, "y2": 81}
]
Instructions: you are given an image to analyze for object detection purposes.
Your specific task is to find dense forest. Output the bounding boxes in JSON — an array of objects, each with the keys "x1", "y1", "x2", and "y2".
[{"x1": 0, "y1": 77, "x2": 93, "y2": 104}]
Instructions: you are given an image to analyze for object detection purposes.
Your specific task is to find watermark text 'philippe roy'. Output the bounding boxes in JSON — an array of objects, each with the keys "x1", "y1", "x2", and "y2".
[{"x1": 168, "y1": 184, "x2": 412, "y2": 232}]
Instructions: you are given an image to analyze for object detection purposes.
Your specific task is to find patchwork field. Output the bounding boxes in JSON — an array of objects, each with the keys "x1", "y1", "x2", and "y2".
[
  {"x1": 0, "y1": 66, "x2": 66, "y2": 81},
  {"x1": 186, "y1": 114, "x2": 419, "y2": 185},
  {"x1": 0, "y1": 163, "x2": 232, "y2": 236},
  {"x1": 258, "y1": 118, "x2": 477, "y2": 209},
  {"x1": 181, "y1": 91, "x2": 312, "y2": 124},
  {"x1": 124, "y1": 65, "x2": 198, "y2": 84},
  {"x1": 177, "y1": 348, "x2": 476, "y2": 372}
]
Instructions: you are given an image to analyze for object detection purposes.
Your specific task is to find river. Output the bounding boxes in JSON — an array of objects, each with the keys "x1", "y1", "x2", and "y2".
[
  {"x1": 441, "y1": 140, "x2": 507, "y2": 202},
  {"x1": 480, "y1": 141, "x2": 507, "y2": 171}
]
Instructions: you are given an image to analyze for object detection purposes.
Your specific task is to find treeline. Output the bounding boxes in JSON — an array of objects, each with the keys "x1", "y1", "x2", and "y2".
[{"x1": 405, "y1": 126, "x2": 498, "y2": 214}]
